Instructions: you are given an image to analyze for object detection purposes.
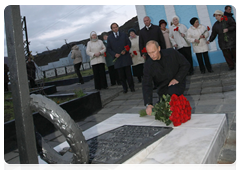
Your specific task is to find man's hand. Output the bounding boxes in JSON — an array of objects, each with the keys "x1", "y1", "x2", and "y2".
[
  {"x1": 181, "y1": 33, "x2": 185, "y2": 37},
  {"x1": 200, "y1": 35, "x2": 205, "y2": 39},
  {"x1": 223, "y1": 28, "x2": 228, "y2": 33},
  {"x1": 168, "y1": 79, "x2": 179, "y2": 86},
  {"x1": 121, "y1": 50, "x2": 126, "y2": 55},
  {"x1": 115, "y1": 53, "x2": 121, "y2": 58},
  {"x1": 94, "y1": 52, "x2": 101, "y2": 57},
  {"x1": 146, "y1": 105, "x2": 154, "y2": 116},
  {"x1": 194, "y1": 39, "x2": 200, "y2": 43}
]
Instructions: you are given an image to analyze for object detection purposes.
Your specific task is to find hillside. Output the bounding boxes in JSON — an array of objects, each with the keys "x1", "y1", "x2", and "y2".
[{"x1": 33, "y1": 16, "x2": 139, "y2": 67}]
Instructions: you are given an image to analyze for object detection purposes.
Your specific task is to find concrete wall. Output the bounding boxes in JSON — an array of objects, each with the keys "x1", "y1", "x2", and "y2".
[{"x1": 135, "y1": 5, "x2": 236, "y2": 67}]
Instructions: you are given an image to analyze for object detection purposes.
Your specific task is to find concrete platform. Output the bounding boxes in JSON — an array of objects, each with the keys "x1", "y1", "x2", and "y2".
[{"x1": 42, "y1": 113, "x2": 227, "y2": 164}]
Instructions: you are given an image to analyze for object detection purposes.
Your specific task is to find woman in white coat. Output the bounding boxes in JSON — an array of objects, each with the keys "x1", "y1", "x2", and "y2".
[
  {"x1": 187, "y1": 17, "x2": 213, "y2": 74},
  {"x1": 169, "y1": 15, "x2": 194, "y2": 75},
  {"x1": 86, "y1": 31, "x2": 108, "y2": 90}
]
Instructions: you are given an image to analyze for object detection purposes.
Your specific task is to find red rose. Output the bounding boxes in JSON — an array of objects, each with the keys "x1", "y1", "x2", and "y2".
[
  {"x1": 133, "y1": 51, "x2": 137, "y2": 55},
  {"x1": 171, "y1": 94, "x2": 178, "y2": 101},
  {"x1": 221, "y1": 17, "x2": 224, "y2": 21},
  {"x1": 104, "y1": 52, "x2": 107, "y2": 57},
  {"x1": 207, "y1": 26, "x2": 210, "y2": 31},
  {"x1": 124, "y1": 45, "x2": 130, "y2": 52},
  {"x1": 224, "y1": 16, "x2": 228, "y2": 21},
  {"x1": 174, "y1": 27, "x2": 179, "y2": 31},
  {"x1": 141, "y1": 47, "x2": 147, "y2": 53}
]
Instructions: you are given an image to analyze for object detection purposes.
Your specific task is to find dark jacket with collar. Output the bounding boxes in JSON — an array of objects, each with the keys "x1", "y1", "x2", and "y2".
[
  {"x1": 107, "y1": 31, "x2": 133, "y2": 69},
  {"x1": 142, "y1": 48, "x2": 190, "y2": 105},
  {"x1": 139, "y1": 24, "x2": 166, "y2": 57},
  {"x1": 224, "y1": 11, "x2": 235, "y2": 21},
  {"x1": 208, "y1": 17, "x2": 236, "y2": 50}
]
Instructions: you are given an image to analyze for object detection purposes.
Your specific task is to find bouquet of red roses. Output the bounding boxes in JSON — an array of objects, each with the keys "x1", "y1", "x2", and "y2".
[
  {"x1": 141, "y1": 47, "x2": 147, "y2": 57},
  {"x1": 113, "y1": 45, "x2": 130, "y2": 62},
  {"x1": 139, "y1": 94, "x2": 192, "y2": 126},
  {"x1": 221, "y1": 16, "x2": 229, "y2": 42}
]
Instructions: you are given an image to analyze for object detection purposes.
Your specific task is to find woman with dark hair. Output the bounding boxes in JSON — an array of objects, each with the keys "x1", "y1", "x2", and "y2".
[
  {"x1": 128, "y1": 28, "x2": 145, "y2": 83},
  {"x1": 207, "y1": 10, "x2": 236, "y2": 70},
  {"x1": 159, "y1": 19, "x2": 172, "y2": 49},
  {"x1": 187, "y1": 17, "x2": 213, "y2": 74}
]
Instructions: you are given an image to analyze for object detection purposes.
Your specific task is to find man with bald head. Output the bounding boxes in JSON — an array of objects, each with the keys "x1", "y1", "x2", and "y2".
[
  {"x1": 142, "y1": 40, "x2": 190, "y2": 115},
  {"x1": 139, "y1": 16, "x2": 166, "y2": 60}
]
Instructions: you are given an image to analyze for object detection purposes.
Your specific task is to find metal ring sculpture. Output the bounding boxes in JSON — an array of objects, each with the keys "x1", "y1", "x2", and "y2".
[{"x1": 30, "y1": 94, "x2": 89, "y2": 164}]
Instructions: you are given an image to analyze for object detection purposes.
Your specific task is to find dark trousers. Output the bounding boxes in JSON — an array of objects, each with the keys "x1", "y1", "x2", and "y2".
[
  {"x1": 74, "y1": 62, "x2": 84, "y2": 84},
  {"x1": 117, "y1": 66, "x2": 134, "y2": 91},
  {"x1": 196, "y1": 52, "x2": 212, "y2": 72},
  {"x1": 108, "y1": 65, "x2": 120, "y2": 85},
  {"x1": 29, "y1": 79, "x2": 36, "y2": 88},
  {"x1": 92, "y1": 63, "x2": 108, "y2": 90},
  {"x1": 222, "y1": 48, "x2": 236, "y2": 69},
  {"x1": 178, "y1": 47, "x2": 194, "y2": 73}
]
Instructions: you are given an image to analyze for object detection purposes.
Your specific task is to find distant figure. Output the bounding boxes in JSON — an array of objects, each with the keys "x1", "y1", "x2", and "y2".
[
  {"x1": 107, "y1": 23, "x2": 135, "y2": 93},
  {"x1": 159, "y1": 19, "x2": 172, "y2": 49},
  {"x1": 102, "y1": 32, "x2": 121, "y2": 86},
  {"x1": 26, "y1": 57, "x2": 36, "y2": 88},
  {"x1": 169, "y1": 15, "x2": 194, "y2": 75},
  {"x1": 86, "y1": 31, "x2": 108, "y2": 90},
  {"x1": 224, "y1": 5, "x2": 235, "y2": 21},
  {"x1": 187, "y1": 17, "x2": 213, "y2": 74},
  {"x1": 4, "y1": 64, "x2": 9, "y2": 92},
  {"x1": 142, "y1": 40, "x2": 190, "y2": 116},
  {"x1": 71, "y1": 44, "x2": 84, "y2": 84},
  {"x1": 207, "y1": 10, "x2": 236, "y2": 70},
  {"x1": 128, "y1": 28, "x2": 145, "y2": 83}
]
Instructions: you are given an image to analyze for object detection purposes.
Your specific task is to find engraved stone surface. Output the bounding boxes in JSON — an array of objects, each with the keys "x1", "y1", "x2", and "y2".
[
  {"x1": 83, "y1": 63, "x2": 90, "y2": 70},
  {"x1": 86, "y1": 125, "x2": 173, "y2": 164},
  {"x1": 45, "y1": 69, "x2": 56, "y2": 78},
  {"x1": 66, "y1": 66, "x2": 74, "y2": 73},
  {"x1": 56, "y1": 67, "x2": 66, "y2": 76}
]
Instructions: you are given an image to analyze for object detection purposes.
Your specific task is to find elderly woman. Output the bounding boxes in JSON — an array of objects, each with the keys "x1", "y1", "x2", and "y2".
[
  {"x1": 128, "y1": 28, "x2": 145, "y2": 83},
  {"x1": 207, "y1": 10, "x2": 236, "y2": 70},
  {"x1": 169, "y1": 15, "x2": 194, "y2": 75},
  {"x1": 86, "y1": 31, "x2": 108, "y2": 90},
  {"x1": 187, "y1": 17, "x2": 213, "y2": 74},
  {"x1": 159, "y1": 19, "x2": 172, "y2": 49}
]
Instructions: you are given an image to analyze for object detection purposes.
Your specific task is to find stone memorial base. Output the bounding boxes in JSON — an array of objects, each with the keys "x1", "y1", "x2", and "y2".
[{"x1": 39, "y1": 112, "x2": 227, "y2": 164}]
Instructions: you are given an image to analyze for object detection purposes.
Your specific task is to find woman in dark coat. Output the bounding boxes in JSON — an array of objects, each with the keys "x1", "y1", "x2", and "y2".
[
  {"x1": 26, "y1": 57, "x2": 36, "y2": 88},
  {"x1": 207, "y1": 10, "x2": 236, "y2": 70}
]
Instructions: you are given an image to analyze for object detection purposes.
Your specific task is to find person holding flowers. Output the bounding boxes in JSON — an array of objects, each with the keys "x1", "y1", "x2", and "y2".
[
  {"x1": 186, "y1": 17, "x2": 213, "y2": 74},
  {"x1": 107, "y1": 23, "x2": 135, "y2": 93},
  {"x1": 86, "y1": 31, "x2": 108, "y2": 90},
  {"x1": 169, "y1": 15, "x2": 194, "y2": 75},
  {"x1": 207, "y1": 10, "x2": 236, "y2": 71},
  {"x1": 142, "y1": 40, "x2": 190, "y2": 116},
  {"x1": 128, "y1": 28, "x2": 145, "y2": 83}
]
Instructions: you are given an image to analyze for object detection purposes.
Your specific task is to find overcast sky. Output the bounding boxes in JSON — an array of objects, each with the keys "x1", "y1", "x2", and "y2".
[{"x1": 3, "y1": 5, "x2": 137, "y2": 56}]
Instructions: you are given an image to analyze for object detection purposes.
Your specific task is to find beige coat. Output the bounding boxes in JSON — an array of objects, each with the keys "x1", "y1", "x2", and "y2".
[
  {"x1": 71, "y1": 45, "x2": 82, "y2": 64},
  {"x1": 129, "y1": 35, "x2": 145, "y2": 66},
  {"x1": 161, "y1": 28, "x2": 172, "y2": 49},
  {"x1": 169, "y1": 23, "x2": 190, "y2": 49},
  {"x1": 86, "y1": 40, "x2": 106, "y2": 66},
  {"x1": 186, "y1": 24, "x2": 209, "y2": 53}
]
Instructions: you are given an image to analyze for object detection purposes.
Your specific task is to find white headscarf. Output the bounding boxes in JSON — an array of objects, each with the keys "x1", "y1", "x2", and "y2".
[
  {"x1": 172, "y1": 15, "x2": 179, "y2": 23},
  {"x1": 90, "y1": 31, "x2": 98, "y2": 42}
]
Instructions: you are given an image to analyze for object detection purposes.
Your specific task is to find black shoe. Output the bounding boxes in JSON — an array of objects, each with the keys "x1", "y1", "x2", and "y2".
[
  {"x1": 201, "y1": 70, "x2": 205, "y2": 74},
  {"x1": 131, "y1": 88, "x2": 135, "y2": 92},
  {"x1": 208, "y1": 69, "x2": 214, "y2": 73},
  {"x1": 229, "y1": 67, "x2": 234, "y2": 71},
  {"x1": 123, "y1": 90, "x2": 128, "y2": 94}
]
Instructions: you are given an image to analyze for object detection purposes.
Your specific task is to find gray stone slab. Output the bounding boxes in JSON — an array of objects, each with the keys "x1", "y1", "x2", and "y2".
[
  {"x1": 216, "y1": 104, "x2": 236, "y2": 113},
  {"x1": 104, "y1": 100, "x2": 125, "y2": 106},
  {"x1": 223, "y1": 85, "x2": 236, "y2": 92},
  {"x1": 4, "y1": 150, "x2": 19, "y2": 162},
  {"x1": 184, "y1": 89, "x2": 201, "y2": 95},
  {"x1": 201, "y1": 86, "x2": 222, "y2": 94},
  {"x1": 80, "y1": 121, "x2": 99, "y2": 131},
  {"x1": 185, "y1": 82, "x2": 202, "y2": 89},
  {"x1": 185, "y1": 95, "x2": 200, "y2": 101},
  {"x1": 223, "y1": 91, "x2": 236, "y2": 99},
  {"x1": 128, "y1": 93, "x2": 144, "y2": 99},
  {"x1": 5, "y1": 155, "x2": 20, "y2": 164},
  {"x1": 200, "y1": 93, "x2": 224, "y2": 100},
  {"x1": 123, "y1": 99, "x2": 142, "y2": 105},
  {"x1": 113, "y1": 106, "x2": 134, "y2": 113},
  {"x1": 97, "y1": 106, "x2": 119, "y2": 114},
  {"x1": 230, "y1": 123, "x2": 236, "y2": 131},
  {"x1": 124, "y1": 106, "x2": 146, "y2": 113},
  {"x1": 194, "y1": 105, "x2": 219, "y2": 113},
  {"x1": 201, "y1": 80, "x2": 222, "y2": 88},
  {"x1": 218, "y1": 149, "x2": 236, "y2": 163},
  {"x1": 197, "y1": 99, "x2": 224, "y2": 106}
]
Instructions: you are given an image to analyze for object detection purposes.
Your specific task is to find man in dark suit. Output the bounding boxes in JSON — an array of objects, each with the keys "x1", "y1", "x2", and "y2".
[
  {"x1": 142, "y1": 40, "x2": 190, "y2": 115},
  {"x1": 107, "y1": 23, "x2": 135, "y2": 93},
  {"x1": 139, "y1": 16, "x2": 166, "y2": 60}
]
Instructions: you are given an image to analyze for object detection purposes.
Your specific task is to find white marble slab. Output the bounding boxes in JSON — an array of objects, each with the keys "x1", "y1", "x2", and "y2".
[{"x1": 47, "y1": 113, "x2": 227, "y2": 164}]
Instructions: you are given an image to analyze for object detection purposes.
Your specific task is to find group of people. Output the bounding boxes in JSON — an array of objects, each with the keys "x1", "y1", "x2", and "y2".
[{"x1": 70, "y1": 6, "x2": 236, "y2": 114}]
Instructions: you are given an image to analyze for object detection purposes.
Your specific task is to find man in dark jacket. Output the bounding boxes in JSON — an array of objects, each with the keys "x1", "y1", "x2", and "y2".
[
  {"x1": 107, "y1": 23, "x2": 135, "y2": 93},
  {"x1": 224, "y1": 5, "x2": 235, "y2": 21},
  {"x1": 207, "y1": 10, "x2": 236, "y2": 70},
  {"x1": 139, "y1": 16, "x2": 166, "y2": 60},
  {"x1": 142, "y1": 40, "x2": 190, "y2": 115}
]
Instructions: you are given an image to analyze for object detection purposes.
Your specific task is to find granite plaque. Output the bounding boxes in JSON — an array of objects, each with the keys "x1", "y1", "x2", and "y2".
[
  {"x1": 66, "y1": 66, "x2": 74, "y2": 73},
  {"x1": 56, "y1": 67, "x2": 66, "y2": 76},
  {"x1": 87, "y1": 125, "x2": 173, "y2": 164},
  {"x1": 45, "y1": 69, "x2": 56, "y2": 78}
]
